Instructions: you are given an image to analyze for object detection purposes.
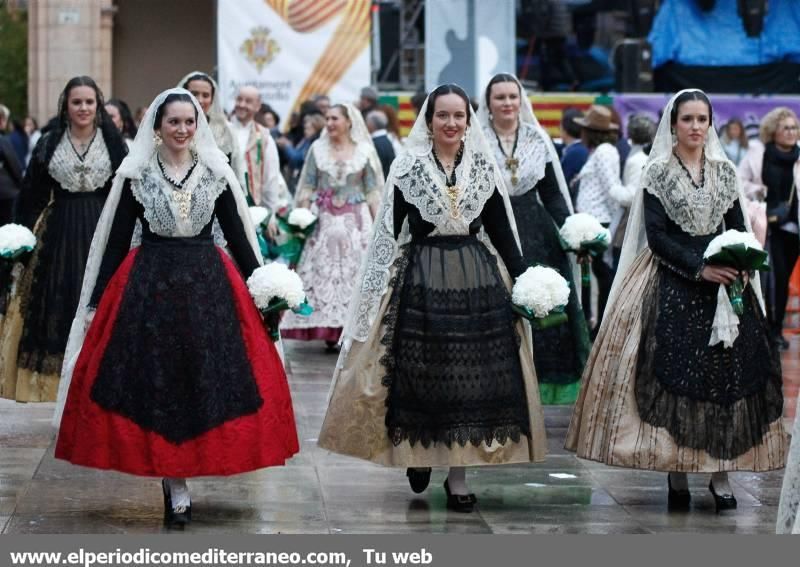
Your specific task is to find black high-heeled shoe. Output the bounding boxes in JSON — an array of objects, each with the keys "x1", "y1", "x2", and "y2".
[
  {"x1": 406, "y1": 468, "x2": 432, "y2": 493},
  {"x1": 667, "y1": 473, "x2": 691, "y2": 510},
  {"x1": 709, "y1": 480, "x2": 737, "y2": 513},
  {"x1": 162, "y1": 479, "x2": 192, "y2": 527},
  {"x1": 444, "y1": 479, "x2": 476, "y2": 513}
]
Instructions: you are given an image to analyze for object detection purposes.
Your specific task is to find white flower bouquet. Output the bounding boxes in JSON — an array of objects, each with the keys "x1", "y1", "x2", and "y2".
[
  {"x1": 0, "y1": 224, "x2": 36, "y2": 261},
  {"x1": 249, "y1": 206, "x2": 270, "y2": 228},
  {"x1": 511, "y1": 266, "x2": 571, "y2": 329},
  {"x1": 248, "y1": 206, "x2": 272, "y2": 260},
  {"x1": 287, "y1": 208, "x2": 317, "y2": 230},
  {"x1": 247, "y1": 262, "x2": 313, "y2": 341},
  {"x1": 273, "y1": 207, "x2": 318, "y2": 265},
  {"x1": 559, "y1": 213, "x2": 611, "y2": 287},
  {"x1": 703, "y1": 229, "x2": 769, "y2": 315}
]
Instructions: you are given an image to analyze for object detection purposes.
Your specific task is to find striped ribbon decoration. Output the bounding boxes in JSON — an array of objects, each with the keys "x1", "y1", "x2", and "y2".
[{"x1": 265, "y1": 0, "x2": 371, "y2": 118}]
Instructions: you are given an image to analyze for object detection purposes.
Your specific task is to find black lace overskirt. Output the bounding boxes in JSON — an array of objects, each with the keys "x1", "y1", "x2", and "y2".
[
  {"x1": 90, "y1": 237, "x2": 263, "y2": 444},
  {"x1": 382, "y1": 235, "x2": 531, "y2": 449},
  {"x1": 18, "y1": 191, "x2": 105, "y2": 374},
  {"x1": 510, "y1": 191, "x2": 590, "y2": 384},
  {"x1": 636, "y1": 264, "x2": 784, "y2": 459}
]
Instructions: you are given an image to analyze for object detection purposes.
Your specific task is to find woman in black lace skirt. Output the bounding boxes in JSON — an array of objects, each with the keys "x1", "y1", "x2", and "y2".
[
  {"x1": 54, "y1": 89, "x2": 299, "y2": 526},
  {"x1": 0, "y1": 76, "x2": 127, "y2": 402},
  {"x1": 479, "y1": 73, "x2": 589, "y2": 405},
  {"x1": 567, "y1": 90, "x2": 787, "y2": 513},
  {"x1": 318, "y1": 84, "x2": 547, "y2": 513}
]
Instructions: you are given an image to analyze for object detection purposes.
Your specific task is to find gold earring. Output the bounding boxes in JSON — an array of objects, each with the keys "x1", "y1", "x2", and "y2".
[{"x1": 154, "y1": 132, "x2": 162, "y2": 147}]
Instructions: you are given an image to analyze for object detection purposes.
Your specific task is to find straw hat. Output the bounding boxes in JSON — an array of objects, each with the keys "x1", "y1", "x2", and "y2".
[{"x1": 574, "y1": 105, "x2": 619, "y2": 131}]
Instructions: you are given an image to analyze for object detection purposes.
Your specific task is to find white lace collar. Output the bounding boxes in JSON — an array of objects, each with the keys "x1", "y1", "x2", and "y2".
[
  {"x1": 484, "y1": 122, "x2": 549, "y2": 197},
  {"x1": 312, "y1": 139, "x2": 372, "y2": 185},
  {"x1": 392, "y1": 148, "x2": 496, "y2": 235},
  {"x1": 130, "y1": 153, "x2": 227, "y2": 238},
  {"x1": 48, "y1": 131, "x2": 112, "y2": 193},
  {"x1": 644, "y1": 153, "x2": 739, "y2": 236}
]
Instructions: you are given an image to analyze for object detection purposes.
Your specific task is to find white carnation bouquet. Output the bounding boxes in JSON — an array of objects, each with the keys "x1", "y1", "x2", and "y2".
[
  {"x1": 0, "y1": 224, "x2": 36, "y2": 260},
  {"x1": 247, "y1": 262, "x2": 313, "y2": 341},
  {"x1": 287, "y1": 208, "x2": 317, "y2": 230},
  {"x1": 248, "y1": 206, "x2": 272, "y2": 260},
  {"x1": 511, "y1": 266, "x2": 571, "y2": 329},
  {"x1": 703, "y1": 229, "x2": 769, "y2": 316},
  {"x1": 272, "y1": 207, "x2": 318, "y2": 265},
  {"x1": 249, "y1": 206, "x2": 270, "y2": 228},
  {"x1": 559, "y1": 213, "x2": 611, "y2": 287}
]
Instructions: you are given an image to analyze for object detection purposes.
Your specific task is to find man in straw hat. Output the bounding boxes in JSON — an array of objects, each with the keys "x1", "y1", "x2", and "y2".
[{"x1": 573, "y1": 105, "x2": 625, "y2": 332}]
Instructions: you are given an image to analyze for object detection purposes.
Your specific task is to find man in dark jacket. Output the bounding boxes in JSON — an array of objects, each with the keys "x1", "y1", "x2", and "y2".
[
  {"x1": 365, "y1": 109, "x2": 396, "y2": 179},
  {"x1": 0, "y1": 133, "x2": 23, "y2": 225}
]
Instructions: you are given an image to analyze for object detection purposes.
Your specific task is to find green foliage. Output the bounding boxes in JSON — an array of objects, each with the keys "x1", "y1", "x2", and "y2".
[{"x1": 0, "y1": 6, "x2": 28, "y2": 120}]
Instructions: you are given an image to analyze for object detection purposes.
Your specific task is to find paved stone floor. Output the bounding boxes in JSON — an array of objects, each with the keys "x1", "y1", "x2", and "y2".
[{"x1": 0, "y1": 338, "x2": 797, "y2": 535}]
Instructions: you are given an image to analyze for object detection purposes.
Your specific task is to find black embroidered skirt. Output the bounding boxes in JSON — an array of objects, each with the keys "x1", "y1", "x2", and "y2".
[
  {"x1": 382, "y1": 235, "x2": 531, "y2": 449},
  {"x1": 56, "y1": 235, "x2": 299, "y2": 477},
  {"x1": 636, "y1": 264, "x2": 784, "y2": 460},
  {"x1": 510, "y1": 190, "x2": 590, "y2": 403},
  {"x1": 18, "y1": 191, "x2": 105, "y2": 375}
]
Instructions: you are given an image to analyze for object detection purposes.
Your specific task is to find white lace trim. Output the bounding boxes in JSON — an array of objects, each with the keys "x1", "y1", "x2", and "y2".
[
  {"x1": 48, "y1": 131, "x2": 112, "y2": 193},
  {"x1": 483, "y1": 122, "x2": 549, "y2": 197},
  {"x1": 395, "y1": 150, "x2": 497, "y2": 235},
  {"x1": 313, "y1": 140, "x2": 373, "y2": 187},
  {"x1": 210, "y1": 119, "x2": 236, "y2": 156},
  {"x1": 643, "y1": 155, "x2": 739, "y2": 237},
  {"x1": 130, "y1": 154, "x2": 226, "y2": 238},
  {"x1": 778, "y1": 402, "x2": 800, "y2": 533}
]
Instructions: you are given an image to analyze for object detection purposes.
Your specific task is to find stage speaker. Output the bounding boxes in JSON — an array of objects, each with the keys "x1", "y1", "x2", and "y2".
[{"x1": 614, "y1": 38, "x2": 654, "y2": 92}]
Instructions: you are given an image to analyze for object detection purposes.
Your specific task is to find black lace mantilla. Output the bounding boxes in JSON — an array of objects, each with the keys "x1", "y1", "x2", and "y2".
[
  {"x1": 380, "y1": 235, "x2": 530, "y2": 449},
  {"x1": 636, "y1": 264, "x2": 784, "y2": 459},
  {"x1": 90, "y1": 238, "x2": 263, "y2": 444}
]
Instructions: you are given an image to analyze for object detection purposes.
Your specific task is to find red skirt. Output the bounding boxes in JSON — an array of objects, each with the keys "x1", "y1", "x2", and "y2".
[{"x1": 55, "y1": 246, "x2": 300, "y2": 477}]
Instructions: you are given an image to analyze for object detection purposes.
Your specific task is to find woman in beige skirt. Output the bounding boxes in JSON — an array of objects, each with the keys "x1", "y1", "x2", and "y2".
[
  {"x1": 317, "y1": 84, "x2": 547, "y2": 513},
  {"x1": 566, "y1": 89, "x2": 787, "y2": 512}
]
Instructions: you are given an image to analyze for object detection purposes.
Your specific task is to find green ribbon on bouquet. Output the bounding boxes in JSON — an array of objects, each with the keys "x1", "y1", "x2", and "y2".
[
  {"x1": 260, "y1": 296, "x2": 314, "y2": 342},
  {"x1": 512, "y1": 304, "x2": 568, "y2": 330},
  {"x1": 561, "y1": 234, "x2": 610, "y2": 288},
  {"x1": 0, "y1": 246, "x2": 34, "y2": 261},
  {"x1": 271, "y1": 215, "x2": 317, "y2": 266},
  {"x1": 704, "y1": 243, "x2": 770, "y2": 316}
]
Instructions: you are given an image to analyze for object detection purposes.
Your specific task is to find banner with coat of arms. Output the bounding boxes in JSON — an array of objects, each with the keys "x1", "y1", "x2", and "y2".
[{"x1": 217, "y1": 0, "x2": 372, "y2": 127}]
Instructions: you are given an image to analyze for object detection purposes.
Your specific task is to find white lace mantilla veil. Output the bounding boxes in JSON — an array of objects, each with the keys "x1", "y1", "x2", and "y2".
[
  {"x1": 176, "y1": 71, "x2": 246, "y2": 188},
  {"x1": 53, "y1": 87, "x2": 262, "y2": 426},
  {"x1": 476, "y1": 73, "x2": 580, "y2": 296},
  {"x1": 294, "y1": 102, "x2": 385, "y2": 205},
  {"x1": 476, "y1": 74, "x2": 572, "y2": 210},
  {"x1": 608, "y1": 88, "x2": 764, "y2": 348},
  {"x1": 335, "y1": 86, "x2": 528, "y2": 365}
]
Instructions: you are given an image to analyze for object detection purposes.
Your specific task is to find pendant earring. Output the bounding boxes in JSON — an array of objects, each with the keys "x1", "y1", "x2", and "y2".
[{"x1": 154, "y1": 132, "x2": 163, "y2": 147}]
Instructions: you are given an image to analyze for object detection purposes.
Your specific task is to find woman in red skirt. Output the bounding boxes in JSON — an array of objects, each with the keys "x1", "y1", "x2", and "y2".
[{"x1": 54, "y1": 88, "x2": 299, "y2": 526}]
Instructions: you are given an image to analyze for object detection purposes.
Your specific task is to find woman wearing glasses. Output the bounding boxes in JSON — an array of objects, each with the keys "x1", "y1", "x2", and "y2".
[{"x1": 738, "y1": 107, "x2": 800, "y2": 350}]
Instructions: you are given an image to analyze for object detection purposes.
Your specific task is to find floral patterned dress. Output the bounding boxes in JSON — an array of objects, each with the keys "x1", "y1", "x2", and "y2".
[{"x1": 281, "y1": 140, "x2": 381, "y2": 342}]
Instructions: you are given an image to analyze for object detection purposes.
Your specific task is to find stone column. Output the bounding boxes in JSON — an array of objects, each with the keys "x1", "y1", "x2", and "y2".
[{"x1": 28, "y1": 0, "x2": 115, "y2": 124}]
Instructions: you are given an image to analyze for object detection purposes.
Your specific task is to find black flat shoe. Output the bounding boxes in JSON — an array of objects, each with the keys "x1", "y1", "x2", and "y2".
[
  {"x1": 444, "y1": 479, "x2": 476, "y2": 513},
  {"x1": 162, "y1": 479, "x2": 192, "y2": 527},
  {"x1": 667, "y1": 473, "x2": 690, "y2": 510},
  {"x1": 709, "y1": 480, "x2": 737, "y2": 513},
  {"x1": 406, "y1": 467, "x2": 432, "y2": 493}
]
